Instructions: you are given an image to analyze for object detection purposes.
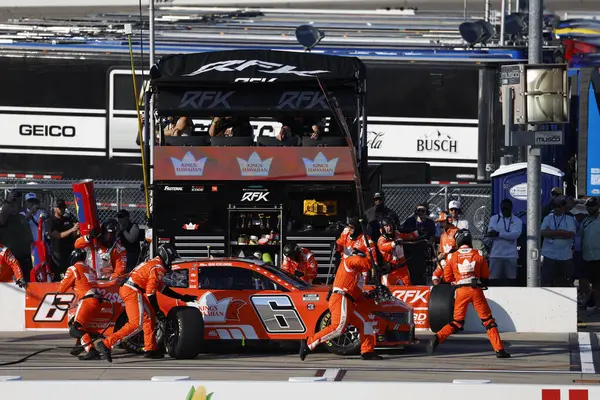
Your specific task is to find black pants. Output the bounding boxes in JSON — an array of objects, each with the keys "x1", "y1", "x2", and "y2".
[{"x1": 15, "y1": 254, "x2": 32, "y2": 282}]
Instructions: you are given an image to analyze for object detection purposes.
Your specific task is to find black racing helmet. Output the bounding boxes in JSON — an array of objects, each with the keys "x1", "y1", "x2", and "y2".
[
  {"x1": 348, "y1": 217, "x2": 363, "y2": 239},
  {"x1": 454, "y1": 229, "x2": 473, "y2": 248},
  {"x1": 69, "y1": 248, "x2": 87, "y2": 266},
  {"x1": 100, "y1": 218, "x2": 120, "y2": 247},
  {"x1": 157, "y1": 243, "x2": 179, "y2": 269},
  {"x1": 283, "y1": 243, "x2": 300, "y2": 260}
]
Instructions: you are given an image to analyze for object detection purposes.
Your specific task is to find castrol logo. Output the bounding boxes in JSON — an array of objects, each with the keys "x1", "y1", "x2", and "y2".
[{"x1": 393, "y1": 289, "x2": 430, "y2": 305}]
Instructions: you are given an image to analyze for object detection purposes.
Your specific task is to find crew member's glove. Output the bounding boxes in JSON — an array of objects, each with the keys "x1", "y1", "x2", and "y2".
[
  {"x1": 155, "y1": 310, "x2": 166, "y2": 322},
  {"x1": 294, "y1": 270, "x2": 305, "y2": 278},
  {"x1": 180, "y1": 294, "x2": 197, "y2": 303},
  {"x1": 15, "y1": 279, "x2": 27, "y2": 289}
]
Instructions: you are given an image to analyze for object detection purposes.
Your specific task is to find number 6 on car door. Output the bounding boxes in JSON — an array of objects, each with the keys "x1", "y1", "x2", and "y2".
[{"x1": 250, "y1": 295, "x2": 306, "y2": 333}]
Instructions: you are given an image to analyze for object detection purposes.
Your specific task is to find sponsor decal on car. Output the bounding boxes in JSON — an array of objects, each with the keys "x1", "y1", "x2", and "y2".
[
  {"x1": 194, "y1": 292, "x2": 246, "y2": 323},
  {"x1": 302, "y1": 294, "x2": 319, "y2": 302}
]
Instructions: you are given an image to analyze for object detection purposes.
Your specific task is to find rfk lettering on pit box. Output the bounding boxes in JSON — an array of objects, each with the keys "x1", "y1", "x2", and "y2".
[{"x1": 542, "y1": 389, "x2": 588, "y2": 400}]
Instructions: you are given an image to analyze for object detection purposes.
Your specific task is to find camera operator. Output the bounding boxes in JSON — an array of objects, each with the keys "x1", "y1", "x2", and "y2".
[
  {"x1": 116, "y1": 209, "x2": 141, "y2": 272},
  {"x1": 0, "y1": 190, "x2": 34, "y2": 280}
]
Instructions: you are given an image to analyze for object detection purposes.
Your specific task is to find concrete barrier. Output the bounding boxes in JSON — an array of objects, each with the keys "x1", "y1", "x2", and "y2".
[
  {"x1": 0, "y1": 380, "x2": 596, "y2": 400},
  {"x1": 0, "y1": 283, "x2": 25, "y2": 332}
]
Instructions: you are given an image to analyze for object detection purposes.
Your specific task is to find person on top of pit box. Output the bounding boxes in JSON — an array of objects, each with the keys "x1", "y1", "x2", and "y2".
[
  {"x1": 281, "y1": 242, "x2": 318, "y2": 284},
  {"x1": 95, "y1": 243, "x2": 197, "y2": 362},
  {"x1": 377, "y1": 217, "x2": 419, "y2": 286},
  {"x1": 427, "y1": 229, "x2": 510, "y2": 358},
  {"x1": 75, "y1": 219, "x2": 127, "y2": 280}
]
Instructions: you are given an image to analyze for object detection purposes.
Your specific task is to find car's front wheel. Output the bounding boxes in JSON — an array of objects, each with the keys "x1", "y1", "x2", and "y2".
[
  {"x1": 162, "y1": 307, "x2": 204, "y2": 359},
  {"x1": 316, "y1": 311, "x2": 361, "y2": 356}
]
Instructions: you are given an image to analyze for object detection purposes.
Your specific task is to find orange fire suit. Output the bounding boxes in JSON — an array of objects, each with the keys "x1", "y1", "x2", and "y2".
[
  {"x1": 336, "y1": 228, "x2": 377, "y2": 286},
  {"x1": 432, "y1": 226, "x2": 459, "y2": 283},
  {"x1": 0, "y1": 244, "x2": 24, "y2": 282},
  {"x1": 281, "y1": 247, "x2": 318, "y2": 284},
  {"x1": 57, "y1": 261, "x2": 100, "y2": 353},
  {"x1": 377, "y1": 230, "x2": 419, "y2": 286},
  {"x1": 101, "y1": 257, "x2": 166, "y2": 352},
  {"x1": 307, "y1": 255, "x2": 376, "y2": 355},
  {"x1": 75, "y1": 236, "x2": 127, "y2": 280},
  {"x1": 436, "y1": 246, "x2": 505, "y2": 352}
]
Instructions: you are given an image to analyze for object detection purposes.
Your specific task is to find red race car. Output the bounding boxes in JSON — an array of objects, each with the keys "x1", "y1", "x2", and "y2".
[{"x1": 27, "y1": 257, "x2": 418, "y2": 359}]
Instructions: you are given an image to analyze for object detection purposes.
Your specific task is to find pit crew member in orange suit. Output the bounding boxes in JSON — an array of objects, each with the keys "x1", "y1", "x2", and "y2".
[
  {"x1": 431, "y1": 212, "x2": 460, "y2": 285},
  {"x1": 336, "y1": 217, "x2": 378, "y2": 284},
  {"x1": 58, "y1": 248, "x2": 102, "y2": 360},
  {"x1": 299, "y1": 249, "x2": 382, "y2": 361},
  {"x1": 281, "y1": 243, "x2": 318, "y2": 284},
  {"x1": 377, "y1": 217, "x2": 420, "y2": 286},
  {"x1": 0, "y1": 243, "x2": 26, "y2": 288},
  {"x1": 95, "y1": 243, "x2": 198, "y2": 362},
  {"x1": 75, "y1": 219, "x2": 127, "y2": 280},
  {"x1": 427, "y1": 229, "x2": 511, "y2": 358}
]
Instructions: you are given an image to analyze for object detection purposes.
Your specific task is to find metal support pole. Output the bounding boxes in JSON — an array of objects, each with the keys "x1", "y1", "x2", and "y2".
[
  {"x1": 463, "y1": 0, "x2": 467, "y2": 20},
  {"x1": 484, "y1": 0, "x2": 491, "y2": 22},
  {"x1": 507, "y1": 0, "x2": 512, "y2": 15},
  {"x1": 148, "y1": 0, "x2": 156, "y2": 259},
  {"x1": 116, "y1": 188, "x2": 121, "y2": 214},
  {"x1": 149, "y1": 0, "x2": 155, "y2": 66},
  {"x1": 526, "y1": 0, "x2": 544, "y2": 288},
  {"x1": 500, "y1": 0, "x2": 506, "y2": 46}
]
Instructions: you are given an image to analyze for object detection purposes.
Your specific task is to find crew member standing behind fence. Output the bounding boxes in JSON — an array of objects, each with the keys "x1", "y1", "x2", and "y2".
[
  {"x1": 484, "y1": 199, "x2": 522, "y2": 287},
  {"x1": 0, "y1": 191, "x2": 34, "y2": 281},
  {"x1": 402, "y1": 203, "x2": 436, "y2": 285},
  {"x1": 581, "y1": 197, "x2": 600, "y2": 314},
  {"x1": 117, "y1": 210, "x2": 141, "y2": 272},
  {"x1": 365, "y1": 192, "x2": 400, "y2": 245},
  {"x1": 48, "y1": 199, "x2": 79, "y2": 280}
]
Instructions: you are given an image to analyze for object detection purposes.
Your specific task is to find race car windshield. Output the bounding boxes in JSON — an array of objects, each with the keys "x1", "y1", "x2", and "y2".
[{"x1": 258, "y1": 262, "x2": 312, "y2": 290}]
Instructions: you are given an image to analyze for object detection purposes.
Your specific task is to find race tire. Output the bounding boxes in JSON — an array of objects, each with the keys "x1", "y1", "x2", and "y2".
[
  {"x1": 316, "y1": 311, "x2": 361, "y2": 356},
  {"x1": 164, "y1": 307, "x2": 204, "y2": 360},
  {"x1": 114, "y1": 313, "x2": 145, "y2": 354},
  {"x1": 428, "y1": 284, "x2": 456, "y2": 333}
]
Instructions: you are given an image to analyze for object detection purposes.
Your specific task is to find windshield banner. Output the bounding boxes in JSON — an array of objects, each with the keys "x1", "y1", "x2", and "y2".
[{"x1": 153, "y1": 147, "x2": 356, "y2": 181}]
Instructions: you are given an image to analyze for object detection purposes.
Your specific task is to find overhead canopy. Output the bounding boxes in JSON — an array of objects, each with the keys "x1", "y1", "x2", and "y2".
[{"x1": 150, "y1": 49, "x2": 366, "y2": 117}]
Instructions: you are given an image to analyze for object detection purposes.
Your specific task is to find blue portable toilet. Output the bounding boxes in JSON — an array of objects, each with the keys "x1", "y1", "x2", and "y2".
[{"x1": 490, "y1": 162, "x2": 564, "y2": 220}]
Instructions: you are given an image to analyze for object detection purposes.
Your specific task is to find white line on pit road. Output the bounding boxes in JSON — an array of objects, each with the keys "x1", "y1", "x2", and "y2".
[
  {"x1": 578, "y1": 332, "x2": 595, "y2": 374},
  {"x1": 322, "y1": 369, "x2": 340, "y2": 380}
]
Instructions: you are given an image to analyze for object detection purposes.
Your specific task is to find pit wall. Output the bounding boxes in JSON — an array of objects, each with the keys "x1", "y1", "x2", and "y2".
[{"x1": 0, "y1": 283, "x2": 576, "y2": 333}]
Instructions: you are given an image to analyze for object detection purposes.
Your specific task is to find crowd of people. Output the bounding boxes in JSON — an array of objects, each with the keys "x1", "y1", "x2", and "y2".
[{"x1": 0, "y1": 190, "x2": 144, "y2": 285}]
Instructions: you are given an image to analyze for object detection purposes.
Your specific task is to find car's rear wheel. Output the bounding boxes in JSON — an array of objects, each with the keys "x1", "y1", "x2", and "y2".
[
  {"x1": 428, "y1": 284, "x2": 456, "y2": 333},
  {"x1": 316, "y1": 311, "x2": 361, "y2": 356},
  {"x1": 114, "y1": 313, "x2": 145, "y2": 354},
  {"x1": 163, "y1": 307, "x2": 204, "y2": 359}
]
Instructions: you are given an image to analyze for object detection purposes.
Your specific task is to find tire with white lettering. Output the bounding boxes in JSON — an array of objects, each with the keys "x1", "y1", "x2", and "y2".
[
  {"x1": 427, "y1": 284, "x2": 456, "y2": 333},
  {"x1": 316, "y1": 311, "x2": 361, "y2": 356},
  {"x1": 114, "y1": 312, "x2": 145, "y2": 354},
  {"x1": 164, "y1": 306, "x2": 204, "y2": 359}
]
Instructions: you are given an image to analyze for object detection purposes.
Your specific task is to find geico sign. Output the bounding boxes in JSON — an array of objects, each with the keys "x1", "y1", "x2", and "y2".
[
  {"x1": 393, "y1": 289, "x2": 430, "y2": 304},
  {"x1": 19, "y1": 124, "x2": 76, "y2": 137}
]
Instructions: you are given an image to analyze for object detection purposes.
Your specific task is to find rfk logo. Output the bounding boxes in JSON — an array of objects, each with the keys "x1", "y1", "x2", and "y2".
[
  {"x1": 178, "y1": 91, "x2": 234, "y2": 109},
  {"x1": 33, "y1": 293, "x2": 76, "y2": 322},
  {"x1": 241, "y1": 192, "x2": 269, "y2": 202},
  {"x1": 392, "y1": 289, "x2": 430, "y2": 304}
]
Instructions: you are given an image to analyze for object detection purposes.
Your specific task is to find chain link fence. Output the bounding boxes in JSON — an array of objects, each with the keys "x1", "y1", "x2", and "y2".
[
  {"x1": 0, "y1": 179, "x2": 148, "y2": 227},
  {"x1": 382, "y1": 184, "x2": 492, "y2": 239}
]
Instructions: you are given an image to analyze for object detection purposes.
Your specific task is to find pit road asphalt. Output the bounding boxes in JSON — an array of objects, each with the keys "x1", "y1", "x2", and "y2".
[{"x1": 1, "y1": 331, "x2": 600, "y2": 384}]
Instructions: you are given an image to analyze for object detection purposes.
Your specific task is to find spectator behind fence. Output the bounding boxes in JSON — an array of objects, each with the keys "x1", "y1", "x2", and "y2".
[
  {"x1": 541, "y1": 187, "x2": 563, "y2": 220},
  {"x1": 365, "y1": 192, "x2": 400, "y2": 245},
  {"x1": 117, "y1": 209, "x2": 141, "y2": 272},
  {"x1": 581, "y1": 197, "x2": 600, "y2": 314},
  {"x1": 0, "y1": 190, "x2": 34, "y2": 280},
  {"x1": 485, "y1": 198, "x2": 522, "y2": 287},
  {"x1": 448, "y1": 200, "x2": 469, "y2": 230},
  {"x1": 402, "y1": 203, "x2": 436, "y2": 285},
  {"x1": 48, "y1": 199, "x2": 79, "y2": 280},
  {"x1": 19, "y1": 192, "x2": 45, "y2": 241},
  {"x1": 571, "y1": 203, "x2": 590, "y2": 307},
  {"x1": 540, "y1": 196, "x2": 577, "y2": 287}
]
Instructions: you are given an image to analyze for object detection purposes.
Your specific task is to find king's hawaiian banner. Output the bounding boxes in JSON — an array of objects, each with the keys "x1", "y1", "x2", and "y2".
[{"x1": 154, "y1": 147, "x2": 355, "y2": 181}]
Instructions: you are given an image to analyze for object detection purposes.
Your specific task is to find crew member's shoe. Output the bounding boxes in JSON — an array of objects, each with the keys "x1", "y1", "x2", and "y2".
[
  {"x1": 143, "y1": 350, "x2": 165, "y2": 359},
  {"x1": 299, "y1": 339, "x2": 309, "y2": 361},
  {"x1": 78, "y1": 348, "x2": 101, "y2": 361},
  {"x1": 496, "y1": 349, "x2": 511, "y2": 358},
  {"x1": 70, "y1": 339, "x2": 84, "y2": 356},
  {"x1": 96, "y1": 341, "x2": 113, "y2": 363},
  {"x1": 361, "y1": 352, "x2": 383, "y2": 360},
  {"x1": 427, "y1": 336, "x2": 439, "y2": 355}
]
